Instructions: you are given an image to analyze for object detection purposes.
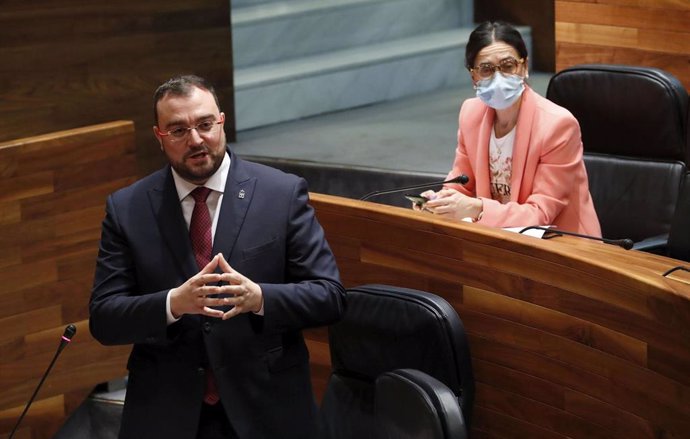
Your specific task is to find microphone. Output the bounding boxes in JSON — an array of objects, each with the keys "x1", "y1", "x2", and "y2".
[
  {"x1": 9, "y1": 324, "x2": 77, "y2": 439},
  {"x1": 518, "y1": 226, "x2": 634, "y2": 250},
  {"x1": 360, "y1": 174, "x2": 470, "y2": 201}
]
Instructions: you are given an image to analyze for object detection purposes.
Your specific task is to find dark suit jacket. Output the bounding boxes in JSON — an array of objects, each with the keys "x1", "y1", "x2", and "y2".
[{"x1": 89, "y1": 149, "x2": 345, "y2": 439}]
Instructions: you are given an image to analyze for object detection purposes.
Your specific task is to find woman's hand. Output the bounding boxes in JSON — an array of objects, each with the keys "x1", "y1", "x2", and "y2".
[
  {"x1": 411, "y1": 190, "x2": 438, "y2": 211},
  {"x1": 424, "y1": 188, "x2": 483, "y2": 221}
]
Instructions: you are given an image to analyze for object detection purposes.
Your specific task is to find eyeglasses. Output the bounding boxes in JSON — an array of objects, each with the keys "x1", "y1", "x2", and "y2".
[
  {"x1": 157, "y1": 115, "x2": 224, "y2": 141},
  {"x1": 470, "y1": 57, "x2": 525, "y2": 79}
]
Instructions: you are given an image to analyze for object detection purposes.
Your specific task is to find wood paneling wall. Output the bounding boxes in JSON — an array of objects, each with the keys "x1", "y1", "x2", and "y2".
[
  {"x1": 556, "y1": 0, "x2": 690, "y2": 90},
  {"x1": 0, "y1": 1, "x2": 235, "y2": 178},
  {"x1": 475, "y1": 0, "x2": 556, "y2": 72},
  {"x1": 0, "y1": 122, "x2": 137, "y2": 439}
]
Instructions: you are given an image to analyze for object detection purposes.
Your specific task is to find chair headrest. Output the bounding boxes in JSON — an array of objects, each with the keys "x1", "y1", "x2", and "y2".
[
  {"x1": 328, "y1": 285, "x2": 470, "y2": 397},
  {"x1": 546, "y1": 64, "x2": 689, "y2": 162}
]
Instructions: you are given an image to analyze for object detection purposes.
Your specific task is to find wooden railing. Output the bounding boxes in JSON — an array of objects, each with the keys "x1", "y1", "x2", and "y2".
[
  {"x1": 306, "y1": 193, "x2": 690, "y2": 439},
  {"x1": 0, "y1": 122, "x2": 137, "y2": 439}
]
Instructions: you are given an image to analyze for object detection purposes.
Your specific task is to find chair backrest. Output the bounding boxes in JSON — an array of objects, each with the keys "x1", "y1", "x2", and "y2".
[
  {"x1": 668, "y1": 172, "x2": 690, "y2": 262},
  {"x1": 546, "y1": 64, "x2": 689, "y2": 243},
  {"x1": 317, "y1": 284, "x2": 474, "y2": 439},
  {"x1": 375, "y1": 369, "x2": 468, "y2": 439}
]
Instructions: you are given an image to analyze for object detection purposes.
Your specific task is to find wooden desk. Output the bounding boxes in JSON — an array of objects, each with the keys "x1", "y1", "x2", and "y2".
[{"x1": 307, "y1": 193, "x2": 690, "y2": 439}]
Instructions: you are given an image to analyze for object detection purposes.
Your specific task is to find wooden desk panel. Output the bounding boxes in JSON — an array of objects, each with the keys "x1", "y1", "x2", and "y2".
[
  {"x1": 0, "y1": 122, "x2": 136, "y2": 439},
  {"x1": 308, "y1": 193, "x2": 690, "y2": 439}
]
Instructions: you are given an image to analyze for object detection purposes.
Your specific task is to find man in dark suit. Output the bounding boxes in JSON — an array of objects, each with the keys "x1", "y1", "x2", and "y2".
[{"x1": 89, "y1": 75, "x2": 346, "y2": 439}]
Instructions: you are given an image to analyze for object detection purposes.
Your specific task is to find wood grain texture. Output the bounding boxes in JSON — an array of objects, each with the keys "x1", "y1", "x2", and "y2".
[
  {"x1": 0, "y1": 0, "x2": 235, "y2": 178},
  {"x1": 556, "y1": 0, "x2": 690, "y2": 89},
  {"x1": 0, "y1": 122, "x2": 136, "y2": 439},
  {"x1": 307, "y1": 193, "x2": 690, "y2": 439}
]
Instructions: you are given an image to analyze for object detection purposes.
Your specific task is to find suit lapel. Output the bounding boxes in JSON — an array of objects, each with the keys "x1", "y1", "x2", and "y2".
[
  {"x1": 213, "y1": 151, "x2": 255, "y2": 260},
  {"x1": 148, "y1": 168, "x2": 198, "y2": 279},
  {"x1": 510, "y1": 86, "x2": 536, "y2": 202},
  {"x1": 474, "y1": 107, "x2": 495, "y2": 199}
]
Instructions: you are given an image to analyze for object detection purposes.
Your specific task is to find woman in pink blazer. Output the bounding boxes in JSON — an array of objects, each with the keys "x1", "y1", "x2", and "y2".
[{"x1": 420, "y1": 21, "x2": 601, "y2": 237}]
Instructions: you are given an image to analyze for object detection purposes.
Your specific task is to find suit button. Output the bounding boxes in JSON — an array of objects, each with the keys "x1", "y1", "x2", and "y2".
[
  {"x1": 203, "y1": 322, "x2": 212, "y2": 333},
  {"x1": 197, "y1": 367, "x2": 205, "y2": 376}
]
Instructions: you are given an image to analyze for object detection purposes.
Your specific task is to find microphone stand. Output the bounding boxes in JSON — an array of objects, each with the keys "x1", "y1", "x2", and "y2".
[
  {"x1": 518, "y1": 226, "x2": 634, "y2": 250},
  {"x1": 360, "y1": 174, "x2": 469, "y2": 201},
  {"x1": 9, "y1": 325, "x2": 77, "y2": 439}
]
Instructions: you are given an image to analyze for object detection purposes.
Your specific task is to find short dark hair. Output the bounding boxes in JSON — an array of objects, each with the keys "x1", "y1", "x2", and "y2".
[
  {"x1": 465, "y1": 21, "x2": 528, "y2": 70},
  {"x1": 153, "y1": 75, "x2": 221, "y2": 124}
]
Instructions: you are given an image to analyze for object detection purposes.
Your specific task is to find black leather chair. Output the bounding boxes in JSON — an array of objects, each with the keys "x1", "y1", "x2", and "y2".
[
  {"x1": 375, "y1": 369, "x2": 468, "y2": 439},
  {"x1": 317, "y1": 284, "x2": 474, "y2": 439},
  {"x1": 546, "y1": 64, "x2": 689, "y2": 250}
]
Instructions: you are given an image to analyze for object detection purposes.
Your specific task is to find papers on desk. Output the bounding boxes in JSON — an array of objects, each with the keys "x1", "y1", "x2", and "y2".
[
  {"x1": 462, "y1": 218, "x2": 552, "y2": 239},
  {"x1": 503, "y1": 226, "x2": 552, "y2": 239}
]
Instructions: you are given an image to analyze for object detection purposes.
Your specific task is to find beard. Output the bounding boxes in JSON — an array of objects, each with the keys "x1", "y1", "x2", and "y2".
[{"x1": 170, "y1": 144, "x2": 225, "y2": 185}]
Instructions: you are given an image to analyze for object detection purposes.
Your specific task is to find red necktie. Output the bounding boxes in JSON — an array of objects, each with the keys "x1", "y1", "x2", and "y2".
[
  {"x1": 190, "y1": 187, "x2": 213, "y2": 270},
  {"x1": 189, "y1": 187, "x2": 220, "y2": 405}
]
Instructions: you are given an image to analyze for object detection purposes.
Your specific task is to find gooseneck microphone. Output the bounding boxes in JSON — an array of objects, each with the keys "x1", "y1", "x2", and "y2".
[
  {"x1": 519, "y1": 226, "x2": 634, "y2": 250},
  {"x1": 9, "y1": 324, "x2": 77, "y2": 439},
  {"x1": 360, "y1": 174, "x2": 470, "y2": 201}
]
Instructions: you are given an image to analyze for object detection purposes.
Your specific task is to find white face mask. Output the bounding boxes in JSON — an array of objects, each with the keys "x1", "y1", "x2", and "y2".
[{"x1": 475, "y1": 72, "x2": 525, "y2": 110}]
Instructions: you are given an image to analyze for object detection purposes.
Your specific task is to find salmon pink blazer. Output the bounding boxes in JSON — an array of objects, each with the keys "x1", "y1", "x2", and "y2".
[{"x1": 446, "y1": 86, "x2": 601, "y2": 236}]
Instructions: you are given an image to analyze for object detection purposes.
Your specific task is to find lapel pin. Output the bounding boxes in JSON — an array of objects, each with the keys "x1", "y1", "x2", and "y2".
[{"x1": 238, "y1": 189, "x2": 245, "y2": 199}]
